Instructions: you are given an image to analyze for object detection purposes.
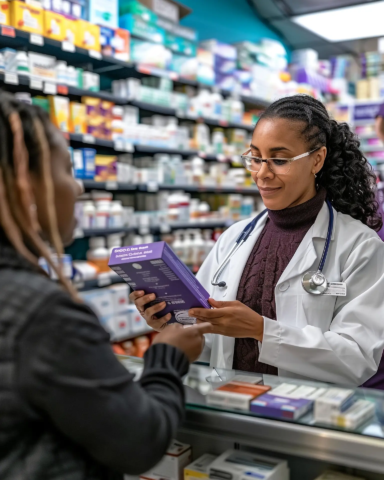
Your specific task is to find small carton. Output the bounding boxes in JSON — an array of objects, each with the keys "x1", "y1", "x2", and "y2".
[
  {"x1": 75, "y1": 19, "x2": 100, "y2": 51},
  {"x1": 11, "y1": 0, "x2": 43, "y2": 34},
  {"x1": 63, "y1": 16, "x2": 78, "y2": 44},
  {"x1": 43, "y1": 10, "x2": 66, "y2": 40},
  {"x1": 184, "y1": 454, "x2": 217, "y2": 480},
  {"x1": 0, "y1": 1, "x2": 10, "y2": 26},
  {"x1": 69, "y1": 102, "x2": 86, "y2": 134},
  {"x1": 207, "y1": 382, "x2": 271, "y2": 411},
  {"x1": 100, "y1": 26, "x2": 130, "y2": 61},
  {"x1": 109, "y1": 242, "x2": 210, "y2": 325},
  {"x1": 79, "y1": 288, "x2": 114, "y2": 335},
  {"x1": 250, "y1": 393, "x2": 313, "y2": 420},
  {"x1": 332, "y1": 399, "x2": 375, "y2": 430},
  {"x1": 314, "y1": 388, "x2": 356, "y2": 425},
  {"x1": 29, "y1": 52, "x2": 57, "y2": 82},
  {"x1": 95, "y1": 155, "x2": 117, "y2": 181},
  {"x1": 141, "y1": 441, "x2": 192, "y2": 480},
  {"x1": 208, "y1": 450, "x2": 289, "y2": 480},
  {"x1": 127, "y1": 304, "x2": 147, "y2": 334},
  {"x1": 49, "y1": 95, "x2": 69, "y2": 132}
]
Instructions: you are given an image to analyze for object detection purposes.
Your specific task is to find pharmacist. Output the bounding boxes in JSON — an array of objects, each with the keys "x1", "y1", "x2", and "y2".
[{"x1": 134, "y1": 95, "x2": 384, "y2": 387}]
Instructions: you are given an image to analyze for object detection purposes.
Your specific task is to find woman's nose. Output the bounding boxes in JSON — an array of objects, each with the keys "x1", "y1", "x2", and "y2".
[{"x1": 257, "y1": 161, "x2": 274, "y2": 180}]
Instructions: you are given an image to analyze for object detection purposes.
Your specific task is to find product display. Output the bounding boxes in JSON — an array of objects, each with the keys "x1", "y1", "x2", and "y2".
[
  {"x1": 184, "y1": 454, "x2": 217, "y2": 480},
  {"x1": 109, "y1": 241, "x2": 210, "y2": 324},
  {"x1": 141, "y1": 441, "x2": 192, "y2": 480}
]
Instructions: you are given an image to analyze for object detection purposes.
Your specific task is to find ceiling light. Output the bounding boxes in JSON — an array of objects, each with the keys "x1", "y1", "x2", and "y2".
[{"x1": 292, "y1": 1, "x2": 384, "y2": 42}]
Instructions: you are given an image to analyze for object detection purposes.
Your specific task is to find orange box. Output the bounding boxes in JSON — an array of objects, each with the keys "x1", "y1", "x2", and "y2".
[
  {"x1": 11, "y1": 0, "x2": 43, "y2": 34},
  {"x1": 0, "y1": 1, "x2": 10, "y2": 26},
  {"x1": 207, "y1": 382, "x2": 271, "y2": 411}
]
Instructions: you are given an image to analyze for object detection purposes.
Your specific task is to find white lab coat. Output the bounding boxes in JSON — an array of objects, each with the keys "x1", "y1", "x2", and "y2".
[{"x1": 196, "y1": 203, "x2": 384, "y2": 386}]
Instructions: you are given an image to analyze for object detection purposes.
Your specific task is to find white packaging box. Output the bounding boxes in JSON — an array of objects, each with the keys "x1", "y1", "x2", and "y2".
[
  {"x1": 209, "y1": 450, "x2": 289, "y2": 480},
  {"x1": 109, "y1": 284, "x2": 129, "y2": 314},
  {"x1": 184, "y1": 454, "x2": 217, "y2": 480},
  {"x1": 269, "y1": 384, "x2": 327, "y2": 400},
  {"x1": 332, "y1": 399, "x2": 375, "y2": 430},
  {"x1": 113, "y1": 312, "x2": 131, "y2": 340},
  {"x1": 79, "y1": 289, "x2": 114, "y2": 334},
  {"x1": 141, "y1": 441, "x2": 192, "y2": 480},
  {"x1": 128, "y1": 304, "x2": 148, "y2": 334},
  {"x1": 315, "y1": 471, "x2": 365, "y2": 480},
  {"x1": 28, "y1": 52, "x2": 57, "y2": 82},
  {"x1": 314, "y1": 388, "x2": 356, "y2": 425}
]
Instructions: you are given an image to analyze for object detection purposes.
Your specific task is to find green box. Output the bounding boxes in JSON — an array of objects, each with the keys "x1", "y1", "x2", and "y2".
[
  {"x1": 119, "y1": 14, "x2": 165, "y2": 44},
  {"x1": 119, "y1": 0, "x2": 157, "y2": 23}
]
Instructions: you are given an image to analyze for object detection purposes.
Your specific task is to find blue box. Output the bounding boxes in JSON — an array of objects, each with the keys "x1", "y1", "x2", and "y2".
[
  {"x1": 250, "y1": 394, "x2": 313, "y2": 420},
  {"x1": 73, "y1": 148, "x2": 96, "y2": 179}
]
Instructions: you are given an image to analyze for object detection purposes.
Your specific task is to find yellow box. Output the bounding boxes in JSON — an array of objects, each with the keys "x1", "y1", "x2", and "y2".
[
  {"x1": 95, "y1": 155, "x2": 117, "y2": 182},
  {"x1": 63, "y1": 16, "x2": 77, "y2": 44},
  {"x1": 43, "y1": 11, "x2": 66, "y2": 41},
  {"x1": 0, "y1": 1, "x2": 11, "y2": 26},
  {"x1": 75, "y1": 20, "x2": 100, "y2": 51},
  {"x1": 69, "y1": 102, "x2": 86, "y2": 134},
  {"x1": 49, "y1": 96, "x2": 69, "y2": 133},
  {"x1": 11, "y1": 1, "x2": 43, "y2": 34}
]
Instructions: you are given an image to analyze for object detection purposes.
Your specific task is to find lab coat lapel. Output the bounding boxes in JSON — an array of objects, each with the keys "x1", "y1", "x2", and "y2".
[{"x1": 277, "y1": 202, "x2": 334, "y2": 285}]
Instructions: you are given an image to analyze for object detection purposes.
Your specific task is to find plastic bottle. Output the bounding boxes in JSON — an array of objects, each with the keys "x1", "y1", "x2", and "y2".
[
  {"x1": 16, "y1": 52, "x2": 29, "y2": 76},
  {"x1": 167, "y1": 193, "x2": 180, "y2": 222},
  {"x1": 200, "y1": 89, "x2": 214, "y2": 119},
  {"x1": 95, "y1": 200, "x2": 110, "y2": 228},
  {"x1": 165, "y1": 117, "x2": 178, "y2": 149},
  {"x1": 198, "y1": 202, "x2": 210, "y2": 219},
  {"x1": 189, "y1": 199, "x2": 200, "y2": 220},
  {"x1": 134, "y1": 336, "x2": 150, "y2": 358},
  {"x1": 202, "y1": 229, "x2": 215, "y2": 262},
  {"x1": 82, "y1": 201, "x2": 96, "y2": 229},
  {"x1": 194, "y1": 123, "x2": 210, "y2": 152},
  {"x1": 56, "y1": 61, "x2": 68, "y2": 85},
  {"x1": 182, "y1": 230, "x2": 194, "y2": 266},
  {"x1": 109, "y1": 200, "x2": 123, "y2": 228},
  {"x1": 87, "y1": 237, "x2": 110, "y2": 273},
  {"x1": 211, "y1": 88, "x2": 223, "y2": 120},
  {"x1": 241, "y1": 196, "x2": 254, "y2": 218},
  {"x1": 172, "y1": 230, "x2": 185, "y2": 262},
  {"x1": 230, "y1": 92, "x2": 245, "y2": 124},
  {"x1": 212, "y1": 128, "x2": 225, "y2": 155},
  {"x1": 67, "y1": 66, "x2": 77, "y2": 87},
  {"x1": 107, "y1": 234, "x2": 122, "y2": 255},
  {"x1": 178, "y1": 193, "x2": 190, "y2": 223},
  {"x1": 191, "y1": 229, "x2": 205, "y2": 270}
]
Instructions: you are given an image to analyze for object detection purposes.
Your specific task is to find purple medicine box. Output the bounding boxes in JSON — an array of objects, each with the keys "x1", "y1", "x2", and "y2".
[
  {"x1": 250, "y1": 394, "x2": 313, "y2": 420},
  {"x1": 108, "y1": 241, "x2": 210, "y2": 325}
]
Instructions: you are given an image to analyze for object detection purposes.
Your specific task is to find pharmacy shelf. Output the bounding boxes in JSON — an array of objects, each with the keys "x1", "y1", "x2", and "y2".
[
  {"x1": 74, "y1": 275, "x2": 125, "y2": 291},
  {"x1": 134, "y1": 145, "x2": 198, "y2": 156},
  {"x1": 361, "y1": 145, "x2": 384, "y2": 152},
  {"x1": 82, "y1": 180, "x2": 260, "y2": 195}
]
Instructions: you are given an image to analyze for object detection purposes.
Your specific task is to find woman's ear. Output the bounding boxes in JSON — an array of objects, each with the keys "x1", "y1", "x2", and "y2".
[{"x1": 313, "y1": 146, "x2": 327, "y2": 175}]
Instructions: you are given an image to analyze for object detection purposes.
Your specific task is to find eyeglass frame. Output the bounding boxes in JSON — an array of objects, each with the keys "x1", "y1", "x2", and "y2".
[{"x1": 241, "y1": 147, "x2": 321, "y2": 175}]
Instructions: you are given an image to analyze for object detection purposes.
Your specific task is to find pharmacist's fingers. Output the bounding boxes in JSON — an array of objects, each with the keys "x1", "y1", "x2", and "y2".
[
  {"x1": 147, "y1": 313, "x2": 172, "y2": 331},
  {"x1": 144, "y1": 301, "x2": 167, "y2": 318},
  {"x1": 188, "y1": 307, "x2": 222, "y2": 319},
  {"x1": 134, "y1": 293, "x2": 157, "y2": 312},
  {"x1": 129, "y1": 290, "x2": 145, "y2": 302}
]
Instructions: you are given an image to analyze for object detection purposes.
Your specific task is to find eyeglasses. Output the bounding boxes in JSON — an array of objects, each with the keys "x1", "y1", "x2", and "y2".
[{"x1": 241, "y1": 147, "x2": 320, "y2": 175}]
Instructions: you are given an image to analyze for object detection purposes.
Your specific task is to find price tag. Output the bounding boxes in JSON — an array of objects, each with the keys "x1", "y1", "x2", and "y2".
[
  {"x1": 30, "y1": 78, "x2": 43, "y2": 90},
  {"x1": 219, "y1": 119, "x2": 228, "y2": 126},
  {"x1": 124, "y1": 141, "x2": 134, "y2": 152},
  {"x1": 2, "y1": 26, "x2": 15, "y2": 38},
  {"x1": 106, "y1": 181, "x2": 118, "y2": 190},
  {"x1": 44, "y1": 82, "x2": 57, "y2": 95},
  {"x1": 83, "y1": 134, "x2": 95, "y2": 144},
  {"x1": 57, "y1": 84, "x2": 68, "y2": 95},
  {"x1": 89, "y1": 50, "x2": 102, "y2": 59},
  {"x1": 147, "y1": 181, "x2": 158, "y2": 192},
  {"x1": 30, "y1": 34, "x2": 44, "y2": 46},
  {"x1": 114, "y1": 139, "x2": 124, "y2": 151},
  {"x1": 5, "y1": 73, "x2": 18, "y2": 85},
  {"x1": 137, "y1": 64, "x2": 152, "y2": 75},
  {"x1": 62, "y1": 41, "x2": 75, "y2": 52}
]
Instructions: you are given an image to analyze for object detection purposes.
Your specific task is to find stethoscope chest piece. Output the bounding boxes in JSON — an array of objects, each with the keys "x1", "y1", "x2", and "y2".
[{"x1": 302, "y1": 271, "x2": 328, "y2": 295}]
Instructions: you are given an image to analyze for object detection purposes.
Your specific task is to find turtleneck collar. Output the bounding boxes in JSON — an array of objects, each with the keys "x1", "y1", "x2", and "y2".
[{"x1": 267, "y1": 188, "x2": 327, "y2": 233}]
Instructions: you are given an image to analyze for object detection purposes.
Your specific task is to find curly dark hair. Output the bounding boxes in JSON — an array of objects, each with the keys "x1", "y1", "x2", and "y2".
[{"x1": 259, "y1": 94, "x2": 382, "y2": 231}]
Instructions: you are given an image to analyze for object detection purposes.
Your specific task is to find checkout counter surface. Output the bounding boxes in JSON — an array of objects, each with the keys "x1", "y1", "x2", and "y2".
[{"x1": 118, "y1": 356, "x2": 384, "y2": 475}]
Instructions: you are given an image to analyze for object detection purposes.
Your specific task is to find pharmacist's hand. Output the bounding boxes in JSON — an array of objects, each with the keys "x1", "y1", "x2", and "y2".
[
  {"x1": 129, "y1": 290, "x2": 171, "y2": 331},
  {"x1": 153, "y1": 323, "x2": 212, "y2": 363},
  {"x1": 189, "y1": 298, "x2": 264, "y2": 342}
]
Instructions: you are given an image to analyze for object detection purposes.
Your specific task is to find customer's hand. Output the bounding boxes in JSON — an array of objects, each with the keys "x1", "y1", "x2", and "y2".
[
  {"x1": 129, "y1": 290, "x2": 171, "y2": 331},
  {"x1": 189, "y1": 298, "x2": 264, "y2": 342},
  {"x1": 153, "y1": 323, "x2": 212, "y2": 363}
]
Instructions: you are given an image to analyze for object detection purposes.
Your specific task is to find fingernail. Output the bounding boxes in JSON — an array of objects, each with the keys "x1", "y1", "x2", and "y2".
[
  {"x1": 189, "y1": 310, "x2": 195, "y2": 316},
  {"x1": 150, "y1": 294, "x2": 156, "y2": 299}
]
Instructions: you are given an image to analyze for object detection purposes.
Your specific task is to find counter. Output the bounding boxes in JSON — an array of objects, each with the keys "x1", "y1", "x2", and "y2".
[{"x1": 119, "y1": 357, "x2": 384, "y2": 478}]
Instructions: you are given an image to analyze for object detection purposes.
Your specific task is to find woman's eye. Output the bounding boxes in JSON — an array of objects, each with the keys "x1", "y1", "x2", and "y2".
[
  {"x1": 271, "y1": 159, "x2": 289, "y2": 166},
  {"x1": 252, "y1": 158, "x2": 263, "y2": 165}
]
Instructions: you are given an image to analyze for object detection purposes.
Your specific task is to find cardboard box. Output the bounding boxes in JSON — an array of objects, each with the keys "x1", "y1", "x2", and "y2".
[
  {"x1": 250, "y1": 393, "x2": 313, "y2": 420},
  {"x1": 69, "y1": 102, "x2": 86, "y2": 134},
  {"x1": 207, "y1": 383, "x2": 271, "y2": 411},
  {"x1": 119, "y1": 14, "x2": 165, "y2": 44},
  {"x1": 95, "y1": 155, "x2": 117, "y2": 181},
  {"x1": 29, "y1": 52, "x2": 56, "y2": 82},
  {"x1": 79, "y1": 288, "x2": 115, "y2": 335},
  {"x1": 44, "y1": 10, "x2": 66, "y2": 40},
  {"x1": 63, "y1": 16, "x2": 78, "y2": 44},
  {"x1": 11, "y1": 0, "x2": 43, "y2": 34},
  {"x1": 99, "y1": 26, "x2": 130, "y2": 61},
  {"x1": 128, "y1": 304, "x2": 147, "y2": 334},
  {"x1": 141, "y1": 441, "x2": 192, "y2": 480},
  {"x1": 314, "y1": 388, "x2": 356, "y2": 425},
  {"x1": 140, "y1": 0, "x2": 191, "y2": 23},
  {"x1": 0, "y1": 1, "x2": 10, "y2": 26},
  {"x1": 208, "y1": 450, "x2": 289, "y2": 480},
  {"x1": 109, "y1": 241, "x2": 210, "y2": 325},
  {"x1": 89, "y1": 0, "x2": 118, "y2": 28},
  {"x1": 75, "y1": 19, "x2": 100, "y2": 51},
  {"x1": 184, "y1": 454, "x2": 217, "y2": 480},
  {"x1": 49, "y1": 95, "x2": 69, "y2": 132}
]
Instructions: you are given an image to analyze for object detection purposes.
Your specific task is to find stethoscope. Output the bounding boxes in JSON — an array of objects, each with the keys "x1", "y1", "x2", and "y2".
[{"x1": 211, "y1": 199, "x2": 334, "y2": 296}]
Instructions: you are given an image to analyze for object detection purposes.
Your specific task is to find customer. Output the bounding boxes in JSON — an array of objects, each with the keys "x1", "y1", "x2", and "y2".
[{"x1": 0, "y1": 92, "x2": 208, "y2": 479}]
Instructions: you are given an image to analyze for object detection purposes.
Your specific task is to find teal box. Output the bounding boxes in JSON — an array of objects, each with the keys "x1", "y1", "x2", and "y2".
[
  {"x1": 119, "y1": 0, "x2": 157, "y2": 23},
  {"x1": 165, "y1": 32, "x2": 196, "y2": 57},
  {"x1": 119, "y1": 14, "x2": 165, "y2": 44}
]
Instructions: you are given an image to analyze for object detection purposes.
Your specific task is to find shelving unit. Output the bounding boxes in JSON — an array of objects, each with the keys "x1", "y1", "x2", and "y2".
[{"x1": 74, "y1": 275, "x2": 125, "y2": 291}]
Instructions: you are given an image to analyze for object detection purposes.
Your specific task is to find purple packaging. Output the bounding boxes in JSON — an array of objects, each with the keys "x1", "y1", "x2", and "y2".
[
  {"x1": 109, "y1": 241, "x2": 210, "y2": 325},
  {"x1": 250, "y1": 394, "x2": 313, "y2": 420}
]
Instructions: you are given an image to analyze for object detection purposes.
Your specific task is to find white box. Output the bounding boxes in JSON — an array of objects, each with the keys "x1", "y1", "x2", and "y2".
[
  {"x1": 109, "y1": 283, "x2": 129, "y2": 314},
  {"x1": 79, "y1": 289, "x2": 114, "y2": 334},
  {"x1": 28, "y1": 52, "x2": 56, "y2": 82},
  {"x1": 332, "y1": 399, "x2": 375, "y2": 430},
  {"x1": 314, "y1": 388, "x2": 356, "y2": 425},
  {"x1": 114, "y1": 311, "x2": 131, "y2": 340},
  {"x1": 184, "y1": 454, "x2": 217, "y2": 480},
  {"x1": 209, "y1": 450, "x2": 289, "y2": 480},
  {"x1": 141, "y1": 441, "x2": 192, "y2": 480},
  {"x1": 128, "y1": 304, "x2": 147, "y2": 334}
]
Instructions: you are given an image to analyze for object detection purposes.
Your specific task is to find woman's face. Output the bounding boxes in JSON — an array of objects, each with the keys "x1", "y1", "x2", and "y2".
[
  {"x1": 249, "y1": 118, "x2": 327, "y2": 210},
  {"x1": 31, "y1": 127, "x2": 83, "y2": 246}
]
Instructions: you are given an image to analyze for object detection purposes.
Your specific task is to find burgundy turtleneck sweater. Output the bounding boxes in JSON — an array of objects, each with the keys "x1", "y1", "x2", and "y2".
[{"x1": 233, "y1": 188, "x2": 327, "y2": 374}]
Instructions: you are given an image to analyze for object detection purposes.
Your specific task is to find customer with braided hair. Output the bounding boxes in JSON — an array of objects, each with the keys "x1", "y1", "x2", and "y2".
[
  {"x1": 141, "y1": 94, "x2": 384, "y2": 387},
  {"x1": 0, "y1": 91, "x2": 210, "y2": 479}
]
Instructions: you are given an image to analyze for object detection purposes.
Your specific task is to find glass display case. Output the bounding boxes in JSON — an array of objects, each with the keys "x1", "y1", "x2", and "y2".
[{"x1": 119, "y1": 356, "x2": 384, "y2": 479}]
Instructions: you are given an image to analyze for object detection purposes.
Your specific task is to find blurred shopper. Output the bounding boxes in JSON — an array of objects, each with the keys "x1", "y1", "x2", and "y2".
[{"x1": 0, "y1": 92, "x2": 208, "y2": 479}]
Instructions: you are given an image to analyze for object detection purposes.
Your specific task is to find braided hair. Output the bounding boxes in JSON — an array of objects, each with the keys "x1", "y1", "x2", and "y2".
[
  {"x1": 259, "y1": 94, "x2": 382, "y2": 231},
  {"x1": 0, "y1": 91, "x2": 77, "y2": 298}
]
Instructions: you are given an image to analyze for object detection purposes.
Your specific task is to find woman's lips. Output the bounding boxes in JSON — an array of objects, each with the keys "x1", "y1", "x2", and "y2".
[{"x1": 258, "y1": 186, "x2": 281, "y2": 197}]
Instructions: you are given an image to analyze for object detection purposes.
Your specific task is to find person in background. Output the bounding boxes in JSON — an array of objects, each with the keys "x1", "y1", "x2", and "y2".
[{"x1": 0, "y1": 92, "x2": 209, "y2": 479}]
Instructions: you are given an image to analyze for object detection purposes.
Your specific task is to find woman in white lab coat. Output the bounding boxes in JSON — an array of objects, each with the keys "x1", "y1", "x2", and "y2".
[{"x1": 132, "y1": 95, "x2": 384, "y2": 387}]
